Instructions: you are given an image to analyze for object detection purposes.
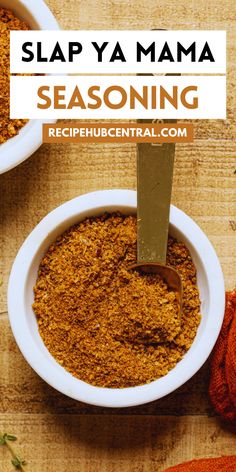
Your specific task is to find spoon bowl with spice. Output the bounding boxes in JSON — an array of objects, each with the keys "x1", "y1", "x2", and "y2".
[
  {"x1": 128, "y1": 140, "x2": 183, "y2": 342},
  {"x1": 8, "y1": 190, "x2": 225, "y2": 407}
]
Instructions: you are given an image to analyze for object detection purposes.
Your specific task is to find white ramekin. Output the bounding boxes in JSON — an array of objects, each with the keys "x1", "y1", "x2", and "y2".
[
  {"x1": 8, "y1": 190, "x2": 225, "y2": 407},
  {"x1": 0, "y1": 0, "x2": 59, "y2": 174}
]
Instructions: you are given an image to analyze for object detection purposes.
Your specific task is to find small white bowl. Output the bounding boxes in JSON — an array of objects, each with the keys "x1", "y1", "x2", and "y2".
[
  {"x1": 0, "y1": 0, "x2": 59, "y2": 174},
  {"x1": 8, "y1": 190, "x2": 225, "y2": 408}
]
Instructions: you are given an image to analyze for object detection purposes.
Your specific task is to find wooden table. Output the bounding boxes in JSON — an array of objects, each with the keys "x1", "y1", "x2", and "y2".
[{"x1": 0, "y1": 0, "x2": 236, "y2": 470}]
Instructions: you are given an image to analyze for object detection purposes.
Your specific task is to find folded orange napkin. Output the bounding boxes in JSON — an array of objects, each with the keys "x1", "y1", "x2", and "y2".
[{"x1": 209, "y1": 290, "x2": 236, "y2": 423}]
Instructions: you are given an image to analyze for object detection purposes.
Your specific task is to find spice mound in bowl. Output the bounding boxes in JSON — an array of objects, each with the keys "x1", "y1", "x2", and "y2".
[
  {"x1": 0, "y1": 8, "x2": 29, "y2": 144},
  {"x1": 33, "y1": 213, "x2": 201, "y2": 388}
]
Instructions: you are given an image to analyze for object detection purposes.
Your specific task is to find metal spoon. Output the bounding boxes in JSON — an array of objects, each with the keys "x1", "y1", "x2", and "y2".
[{"x1": 130, "y1": 136, "x2": 183, "y2": 314}]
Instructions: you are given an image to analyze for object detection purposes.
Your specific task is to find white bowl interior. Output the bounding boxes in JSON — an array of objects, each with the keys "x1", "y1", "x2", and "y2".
[
  {"x1": 0, "y1": 0, "x2": 59, "y2": 174},
  {"x1": 8, "y1": 190, "x2": 225, "y2": 407}
]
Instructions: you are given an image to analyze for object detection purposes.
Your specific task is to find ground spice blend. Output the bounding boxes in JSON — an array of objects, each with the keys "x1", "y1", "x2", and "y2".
[
  {"x1": 33, "y1": 213, "x2": 201, "y2": 388},
  {"x1": 0, "y1": 8, "x2": 29, "y2": 144}
]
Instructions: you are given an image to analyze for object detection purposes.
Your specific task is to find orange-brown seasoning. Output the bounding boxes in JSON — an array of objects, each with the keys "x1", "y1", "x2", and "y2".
[
  {"x1": 33, "y1": 213, "x2": 201, "y2": 388},
  {"x1": 0, "y1": 8, "x2": 29, "y2": 144}
]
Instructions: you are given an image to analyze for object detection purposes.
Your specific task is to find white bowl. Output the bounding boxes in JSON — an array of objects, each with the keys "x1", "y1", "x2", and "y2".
[
  {"x1": 8, "y1": 190, "x2": 225, "y2": 407},
  {"x1": 0, "y1": 0, "x2": 59, "y2": 174}
]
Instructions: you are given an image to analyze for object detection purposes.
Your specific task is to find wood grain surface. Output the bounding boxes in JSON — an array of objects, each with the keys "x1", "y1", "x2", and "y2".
[{"x1": 0, "y1": 0, "x2": 236, "y2": 470}]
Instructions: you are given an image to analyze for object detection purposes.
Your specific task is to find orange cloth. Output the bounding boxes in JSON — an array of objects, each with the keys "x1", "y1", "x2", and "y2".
[
  {"x1": 162, "y1": 295, "x2": 236, "y2": 472},
  {"x1": 209, "y1": 290, "x2": 236, "y2": 423},
  {"x1": 162, "y1": 456, "x2": 236, "y2": 471}
]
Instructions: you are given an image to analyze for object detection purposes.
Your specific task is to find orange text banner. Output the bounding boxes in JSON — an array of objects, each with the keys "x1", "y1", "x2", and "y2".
[{"x1": 43, "y1": 123, "x2": 193, "y2": 143}]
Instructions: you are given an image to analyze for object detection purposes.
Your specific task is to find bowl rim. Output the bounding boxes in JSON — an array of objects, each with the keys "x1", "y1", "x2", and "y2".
[
  {"x1": 0, "y1": 0, "x2": 60, "y2": 175},
  {"x1": 8, "y1": 189, "x2": 225, "y2": 407}
]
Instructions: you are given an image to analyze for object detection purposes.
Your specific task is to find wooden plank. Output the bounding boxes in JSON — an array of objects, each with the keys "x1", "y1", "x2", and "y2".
[
  {"x1": 0, "y1": 0, "x2": 236, "y2": 470},
  {"x1": 0, "y1": 414, "x2": 235, "y2": 472}
]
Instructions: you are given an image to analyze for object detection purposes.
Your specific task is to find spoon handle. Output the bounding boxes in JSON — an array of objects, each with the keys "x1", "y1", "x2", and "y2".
[{"x1": 137, "y1": 138, "x2": 176, "y2": 264}]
